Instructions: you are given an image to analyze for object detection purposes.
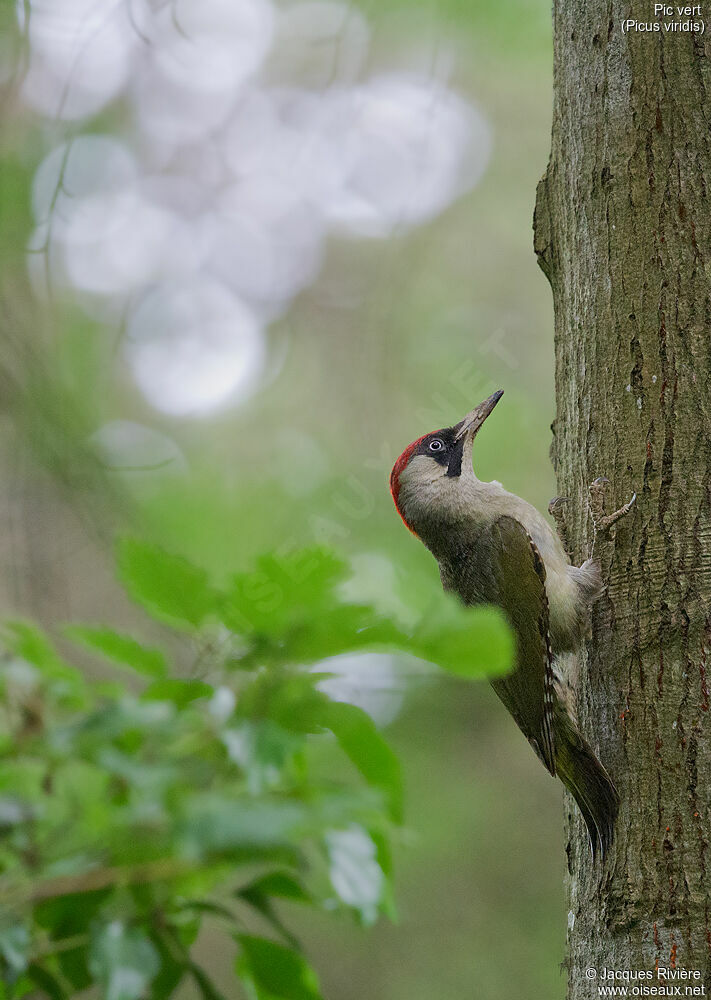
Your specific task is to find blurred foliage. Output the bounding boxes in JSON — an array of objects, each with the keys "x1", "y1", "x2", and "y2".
[
  {"x1": 360, "y1": 0, "x2": 551, "y2": 56},
  {"x1": 0, "y1": 541, "x2": 512, "y2": 998}
]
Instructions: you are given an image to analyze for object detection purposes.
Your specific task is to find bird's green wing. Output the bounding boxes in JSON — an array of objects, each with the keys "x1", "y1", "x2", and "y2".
[{"x1": 449, "y1": 514, "x2": 557, "y2": 776}]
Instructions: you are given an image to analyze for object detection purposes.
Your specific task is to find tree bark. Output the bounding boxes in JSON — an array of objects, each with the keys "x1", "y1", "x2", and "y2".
[{"x1": 534, "y1": 4, "x2": 711, "y2": 994}]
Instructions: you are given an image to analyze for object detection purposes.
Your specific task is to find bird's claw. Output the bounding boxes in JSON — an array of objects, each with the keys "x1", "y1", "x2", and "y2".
[
  {"x1": 548, "y1": 495, "x2": 569, "y2": 515},
  {"x1": 588, "y1": 478, "x2": 636, "y2": 537}
]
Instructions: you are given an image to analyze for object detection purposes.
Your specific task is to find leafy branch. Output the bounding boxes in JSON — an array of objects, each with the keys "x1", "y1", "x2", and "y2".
[{"x1": 0, "y1": 542, "x2": 512, "y2": 999}]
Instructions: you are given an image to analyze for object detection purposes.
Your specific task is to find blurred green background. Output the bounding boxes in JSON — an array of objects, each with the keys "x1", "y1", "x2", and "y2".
[{"x1": 1, "y1": 0, "x2": 564, "y2": 996}]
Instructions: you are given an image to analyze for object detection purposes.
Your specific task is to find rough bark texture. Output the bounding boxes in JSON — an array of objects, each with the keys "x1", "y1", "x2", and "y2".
[{"x1": 534, "y1": 4, "x2": 711, "y2": 994}]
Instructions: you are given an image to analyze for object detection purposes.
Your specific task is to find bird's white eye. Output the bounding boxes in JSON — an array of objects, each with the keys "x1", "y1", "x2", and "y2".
[{"x1": 429, "y1": 439, "x2": 444, "y2": 452}]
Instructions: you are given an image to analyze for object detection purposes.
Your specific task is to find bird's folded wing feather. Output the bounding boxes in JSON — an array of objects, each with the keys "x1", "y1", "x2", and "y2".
[{"x1": 445, "y1": 514, "x2": 557, "y2": 776}]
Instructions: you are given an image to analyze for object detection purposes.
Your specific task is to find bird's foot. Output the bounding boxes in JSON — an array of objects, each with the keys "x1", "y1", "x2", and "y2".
[
  {"x1": 548, "y1": 495, "x2": 569, "y2": 517},
  {"x1": 548, "y1": 495, "x2": 571, "y2": 557},
  {"x1": 588, "y1": 477, "x2": 636, "y2": 538}
]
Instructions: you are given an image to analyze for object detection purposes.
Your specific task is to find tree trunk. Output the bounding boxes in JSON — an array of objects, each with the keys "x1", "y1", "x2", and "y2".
[{"x1": 534, "y1": 4, "x2": 711, "y2": 994}]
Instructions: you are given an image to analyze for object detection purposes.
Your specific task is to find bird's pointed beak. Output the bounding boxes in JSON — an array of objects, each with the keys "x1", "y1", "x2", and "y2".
[
  {"x1": 453, "y1": 389, "x2": 503, "y2": 475},
  {"x1": 454, "y1": 389, "x2": 504, "y2": 443}
]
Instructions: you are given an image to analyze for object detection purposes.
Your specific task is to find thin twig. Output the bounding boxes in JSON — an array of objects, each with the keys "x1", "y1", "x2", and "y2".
[{"x1": 2, "y1": 855, "x2": 198, "y2": 908}]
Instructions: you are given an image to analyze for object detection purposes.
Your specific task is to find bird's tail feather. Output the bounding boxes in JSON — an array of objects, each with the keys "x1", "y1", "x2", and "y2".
[{"x1": 554, "y1": 711, "x2": 619, "y2": 860}]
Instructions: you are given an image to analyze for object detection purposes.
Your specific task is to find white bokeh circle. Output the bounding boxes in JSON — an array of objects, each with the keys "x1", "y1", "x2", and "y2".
[
  {"x1": 18, "y1": 0, "x2": 135, "y2": 120},
  {"x1": 124, "y1": 277, "x2": 265, "y2": 416}
]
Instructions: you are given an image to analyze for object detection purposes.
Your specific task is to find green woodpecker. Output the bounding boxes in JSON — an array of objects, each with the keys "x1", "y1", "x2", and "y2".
[{"x1": 390, "y1": 389, "x2": 634, "y2": 858}]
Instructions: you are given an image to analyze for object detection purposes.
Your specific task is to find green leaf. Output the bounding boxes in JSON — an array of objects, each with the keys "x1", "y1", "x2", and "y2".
[
  {"x1": 410, "y1": 601, "x2": 514, "y2": 679},
  {"x1": 88, "y1": 922, "x2": 160, "y2": 1000},
  {"x1": 56, "y1": 942, "x2": 91, "y2": 992},
  {"x1": 321, "y1": 701, "x2": 403, "y2": 823},
  {"x1": 147, "y1": 929, "x2": 186, "y2": 1000},
  {"x1": 2, "y1": 974, "x2": 34, "y2": 1000},
  {"x1": 223, "y1": 548, "x2": 347, "y2": 635},
  {"x1": 27, "y1": 964, "x2": 66, "y2": 1000},
  {"x1": 275, "y1": 607, "x2": 405, "y2": 667},
  {"x1": 240, "y1": 673, "x2": 327, "y2": 735},
  {"x1": 117, "y1": 538, "x2": 215, "y2": 629},
  {"x1": 240, "y1": 872, "x2": 310, "y2": 904},
  {"x1": 236, "y1": 936, "x2": 322, "y2": 1000},
  {"x1": 238, "y1": 873, "x2": 311, "y2": 949},
  {"x1": 371, "y1": 830, "x2": 398, "y2": 921},
  {"x1": 141, "y1": 678, "x2": 213, "y2": 707},
  {"x1": 65, "y1": 626, "x2": 168, "y2": 678},
  {"x1": 35, "y1": 889, "x2": 111, "y2": 939},
  {"x1": 180, "y1": 899, "x2": 237, "y2": 923},
  {"x1": 2, "y1": 623, "x2": 81, "y2": 685},
  {"x1": 189, "y1": 963, "x2": 229, "y2": 1000},
  {"x1": 178, "y1": 797, "x2": 307, "y2": 860}
]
